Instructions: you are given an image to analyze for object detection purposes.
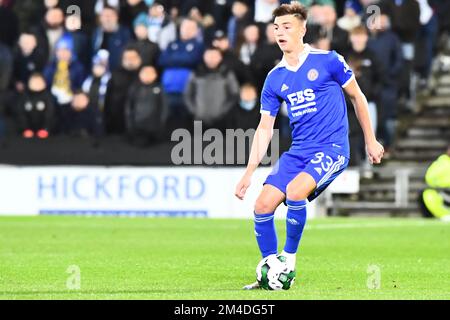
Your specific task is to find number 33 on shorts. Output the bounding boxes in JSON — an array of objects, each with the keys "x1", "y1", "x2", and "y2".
[{"x1": 305, "y1": 151, "x2": 348, "y2": 194}]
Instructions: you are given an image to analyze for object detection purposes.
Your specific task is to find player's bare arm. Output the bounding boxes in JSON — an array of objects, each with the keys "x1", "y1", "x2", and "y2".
[
  {"x1": 235, "y1": 114, "x2": 276, "y2": 200},
  {"x1": 344, "y1": 78, "x2": 385, "y2": 164}
]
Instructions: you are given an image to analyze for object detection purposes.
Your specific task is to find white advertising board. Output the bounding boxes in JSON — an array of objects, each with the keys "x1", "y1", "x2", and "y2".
[{"x1": 0, "y1": 166, "x2": 362, "y2": 219}]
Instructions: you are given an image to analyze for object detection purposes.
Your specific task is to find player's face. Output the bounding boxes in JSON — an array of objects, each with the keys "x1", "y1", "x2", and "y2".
[{"x1": 274, "y1": 15, "x2": 306, "y2": 53}]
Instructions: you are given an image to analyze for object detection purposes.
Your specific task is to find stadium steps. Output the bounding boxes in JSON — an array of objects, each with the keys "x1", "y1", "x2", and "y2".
[{"x1": 329, "y1": 55, "x2": 449, "y2": 217}]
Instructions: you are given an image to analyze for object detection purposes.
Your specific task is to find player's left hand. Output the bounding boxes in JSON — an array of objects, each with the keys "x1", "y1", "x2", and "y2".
[{"x1": 366, "y1": 140, "x2": 384, "y2": 164}]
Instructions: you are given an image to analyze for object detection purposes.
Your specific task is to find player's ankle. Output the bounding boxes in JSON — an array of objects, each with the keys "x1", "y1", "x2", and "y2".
[{"x1": 280, "y1": 250, "x2": 297, "y2": 270}]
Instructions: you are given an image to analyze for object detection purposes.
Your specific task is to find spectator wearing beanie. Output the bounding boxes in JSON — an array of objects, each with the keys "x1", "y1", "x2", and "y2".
[
  {"x1": 82, "y1": 49, "x2": 112, "y2": 136},
  {"x1": 43, "y1": 35, "x2": 86, "y2": 134}
]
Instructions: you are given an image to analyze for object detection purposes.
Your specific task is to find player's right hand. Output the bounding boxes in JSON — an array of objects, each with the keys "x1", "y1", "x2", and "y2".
[{"x1": 235, "y1": 174, "x2": 252, "y2": 200}]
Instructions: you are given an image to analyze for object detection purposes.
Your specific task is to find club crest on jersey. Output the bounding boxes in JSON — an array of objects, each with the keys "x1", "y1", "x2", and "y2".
[{"x1": 307, "y1": 69, "x2": 319, "y2": 81}]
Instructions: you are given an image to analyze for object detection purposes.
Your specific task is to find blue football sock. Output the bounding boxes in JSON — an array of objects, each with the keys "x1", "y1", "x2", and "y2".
[
  {"x1": 284, "y1": 199, "x2": 307, "y2": 254},
  {"x1": 254, "y1": 212, "x2": 278, "y2": 258}
]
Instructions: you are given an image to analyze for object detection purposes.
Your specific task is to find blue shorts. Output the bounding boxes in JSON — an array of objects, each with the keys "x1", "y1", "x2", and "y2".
[{"x1": 264, "y1": 144, "x2": 350, "y2": 202}]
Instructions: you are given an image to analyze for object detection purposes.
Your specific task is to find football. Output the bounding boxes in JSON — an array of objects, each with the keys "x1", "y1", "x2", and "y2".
[{"x1": 256, "y1": 255, "x2": 296, "y2": 290}]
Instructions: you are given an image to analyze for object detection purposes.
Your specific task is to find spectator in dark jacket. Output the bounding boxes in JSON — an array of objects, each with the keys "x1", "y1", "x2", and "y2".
[
  {"x1": 159, "y1": 18, "x2": 204, "y2": 128},
  {"x1": 0, "y1": 42, "x2": 13, "y2": 93},
  {"x1": 82, "y1": 49, "x2": 111, "y2": 136},
  {"x1": 44, "y1": 35, "x2": 86, "y2": 134},
  {"x1": 367, "y1": 13, "x2": 403, "y2": 151},
  {"x1": 67, "y1": 90, "x2": 101, "y2": 138},
  {"x1": 13, "y1": 32, "x2": 48, "y2": 93},
  {"x1": 119, "y1": 0, "x2": 149, "y2": 27},
  {"x1": 17, "y1": 73, "x2": 54, "y2": 139},
  {"x1": 212, "y1": 30, "x2": 253, "y2": 85},
  {"x1": 227, "y1": 1, "x2": 253, "y2": 49},
  {"x1": 64, "y1": 10, "x2": 91, "y2": 70},
  {"x1": 230, "y1": 83, "x2": 260, "y2": 130},
  {"x1": 104, "y1": 46, "x2": 142, "y2": 134},
  {"x1": 235, "y1": 24, "x2": 261, "y2": 66},
  {"x1": 0, "y1": 42, "x2": 13, "y2": 137},
  {"x1": 130, "y1": 14, "x2": 161, "y2": 67},
  {"x1": 13, "y1": 0, "x2": 46, "y2": 34},
  {"x1": 345, "y1": 25, "x2": 385, "y2": 167},
  {"x1": 250, "y1": 23, "x2": 283, "y2": 91},
  {"x1": 125, "y1": 65, "x2": 168, "y2": 146},
  {"x1": 0, "y1": 0, "x2": 19, "y2": 47},
  {"x1": 32, "y1": 7, "x2": 66, "y2": 64},
  {"x1": 92, "y1": 6, "x2": 132, "y2": 71},
  {"x1": 379, "y1": 0, "x2": 420, "y2": 109},
  {"x1": 184, "y1": 47, "x2": 239, "y2": 130},
  {"x1": 309, "y1": 4, "x2": 349, "y2": 54}
]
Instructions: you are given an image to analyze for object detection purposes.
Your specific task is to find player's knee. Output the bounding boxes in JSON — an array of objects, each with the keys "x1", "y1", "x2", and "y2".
[
  {"x1": 286, "y1": 183, "x2": 309, "y2": 202},
  {"x1": 254, "y1": 198, "x2": 277, "y2": 215}
]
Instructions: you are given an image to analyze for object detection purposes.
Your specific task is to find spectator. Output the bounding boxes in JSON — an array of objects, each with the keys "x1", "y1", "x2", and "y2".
[
  {"x1": 13, "y1": 0, "x2": 46, "y2": 34},
  {"x1": 367, "y1": 14, "x2": 403, "y2": 153},
  {"x1": 187, "y1": 6, "x2": 216, "y2": 46},
  {"x1": 250, "y1": 23, "x2": 282, "y2": 91},
  {"x1": 159, "y1": 18, "x2": 204, "y2": 129},
  {"x1": 64, "y1": 8, "x2": 91, "y2": 70},
  {"x1": 0, "y1": 42, "x2": 13, "y2": 137},
  {"x1": 0, "y1": 0, "x2": 19, "y2": 47},
  {"x1": 92, "y1": 6, "x2": 132, "y2": 71},
  {"x1": 82, "y1": 49, "x2": 111, "y2": 136},
  {"x1": 33, "y1": 7, "x2": 66, "y2": 63},
  {"x1": 13, "y1": 32, "x2": 48, "y2": 93},
  {"x1": 379, "y1": 0, "x2": 420, "y2": 111},
  {"x1": 227, "y1": 1, "x2": 253, "y2": 49},
  {"x1": 236, "y1": 24, "x2": 261, "y2": 66},
  {"x1": 184, "y1": 47, "x2": 239, "y2": 130},
  {"x1": 95, "y1": 0, "x2": 120, "y2": 16},
  {"x1": 131, "y1": 14, "x2": 161, "y2": 67},
  {"x1": 68, "y1": 91, "x2": 101, "y2": 137},
  {"x1": 415, "y1": 0, "x2": 439, "y2": 89},
  {"x1": 230, "y1": 83, "x2": 260, "y2": 130},
  {"x1": 345, "y1": 25, "x2": 385, "y2": 169},
  {"x1": 43, "y1": 35, "x2": 86, "y2": 134},
  {"x1": 0, "y1": 42, "x2": 13, "y2": 93},
  {"x1": 212, "y1": 30, "x2": 253, "y2": 85},
  {"x1": 308, "y1": 4, "x2": 349, "y2": 54},
  {"x1": 311, "y1": 27, "x2": 331, "y2": 51},
  {"x1": 136, "y1": 2, "x2": 177, "y2": 51},
  {"x1": 125, "y1": 65, "x2": 168, "y2": 146},
  {"x1": 254, "y1": 0, "x2": 280, "y2": 24},
  {"x1": 337, "y1": 0, "x2": 363, "y2": 33},
  {"x1": 211, "y1": 0, "x2": 234, "y2": 31},
  {"x1": 17, "y1": 73, "x2": 54, "y2": 139},
  {"x1": 104, "y1": 46, "x2": 142, "y2": 134},
  {"x1": 120, "y1": 0, "x2": 149, "y2": 27}
]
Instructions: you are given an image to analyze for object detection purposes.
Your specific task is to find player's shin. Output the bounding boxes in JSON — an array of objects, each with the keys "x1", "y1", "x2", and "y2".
[
  {"x1": 254, "y1": 212, "x2": 278, "y2": 258},
  {"x1": 283, "y1": 199, "x2": 307, "y2": 260}
]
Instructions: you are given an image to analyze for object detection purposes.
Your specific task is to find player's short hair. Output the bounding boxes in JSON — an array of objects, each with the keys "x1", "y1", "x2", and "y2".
[{"x1": 273, "y1": 2, "x2": 308, "y2": 22}]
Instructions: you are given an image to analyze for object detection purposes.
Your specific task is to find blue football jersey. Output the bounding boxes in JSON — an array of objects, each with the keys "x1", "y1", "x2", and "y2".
[{"x1": 261, "y1": 44, "x2": 354, "y2": 156}]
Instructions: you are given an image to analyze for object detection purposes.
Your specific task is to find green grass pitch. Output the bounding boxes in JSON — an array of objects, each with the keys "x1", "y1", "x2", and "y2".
[{"x1": 0, "y1": 216, "x2": 449, "y2": 300}]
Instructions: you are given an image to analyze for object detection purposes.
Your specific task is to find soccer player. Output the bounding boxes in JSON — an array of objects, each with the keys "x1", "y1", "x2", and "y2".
[{"x1": 235, "y1": 2, "x2": 385, "y2": 290}]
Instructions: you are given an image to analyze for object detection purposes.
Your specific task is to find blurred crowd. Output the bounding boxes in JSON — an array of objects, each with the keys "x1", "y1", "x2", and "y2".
[{"x1": 0, "y1": 0, "x2": 449, "y2": 162}]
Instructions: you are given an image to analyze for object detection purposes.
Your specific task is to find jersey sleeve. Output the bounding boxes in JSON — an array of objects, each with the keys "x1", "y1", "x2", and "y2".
[
  {"x1": 260, "y1": 74, "x2": 281, "y2": 117},
  {"x1": 328, "y1": 50, "x2": 355, "y2": 88}
]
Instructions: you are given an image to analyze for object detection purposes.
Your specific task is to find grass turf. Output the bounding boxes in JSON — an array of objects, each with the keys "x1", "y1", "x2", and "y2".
[{"x1": 0, "y1": 216, "x2": 449, "y2": 300}]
